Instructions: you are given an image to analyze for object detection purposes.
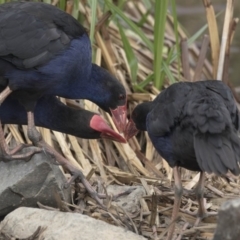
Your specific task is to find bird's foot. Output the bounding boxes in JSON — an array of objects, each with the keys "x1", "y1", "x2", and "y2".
[
  {"x1": 0, "y1": 143, "x2": 42, "y2": 162},
  {"x1": 64, "y1": 168, "x2": 107, "y2": 210},
  {"x1": 181, "y1": 208, "x2": 217, "y2": 226},
  {"x1": 41, "y1": 148, "x2": 61, "y2": 166},
  {"x1": 65, "y1": 173, "x2": 135, "y2": 210},
  {"x1": 37, "y1": 140, "x2": 134, "y2": 210},
  {"x1": 27, "y1": 126, "x2": 42, "y2": 145},
  {"x1": 35, "y1": 139, "x2": 108, "y2": 210},
  {"x1": 193, "y1": 211, "x2": 217, "y2": 227}
]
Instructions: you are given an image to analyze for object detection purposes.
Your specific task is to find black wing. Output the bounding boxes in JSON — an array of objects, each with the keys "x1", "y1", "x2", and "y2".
[
  {"x1": 148, "y1": 80, "x2": 240, "y2": 175},
  {"x1": 0, "y1": 2, "x2": 86, "y2": 69},
  {"x1": 203, "y1": 80, "x2": 240, "y2": 130},
  {"x1": 148, "y1": 80, "x2": 239, "y2": 135},
  {"x1": 192, "y1": 81, "x2": 240, "y2": 175},
  {"x1": 147, "y1": 82, "x2": 192, "y2": 136}
]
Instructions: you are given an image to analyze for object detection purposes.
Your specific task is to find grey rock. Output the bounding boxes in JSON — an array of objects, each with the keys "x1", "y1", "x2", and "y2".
[
  {"x1": 0, "y1": 207, "x2": 147, "y2": 240},
  {"x1": 213, "y1": 198, "x2": 240, "y2": 240},
  {"x1": 0, "y1": 150, "x2": 70, "y2": 217},
  {"x1": 107, "y1": 185, "x2": 146, "y2": 215}
]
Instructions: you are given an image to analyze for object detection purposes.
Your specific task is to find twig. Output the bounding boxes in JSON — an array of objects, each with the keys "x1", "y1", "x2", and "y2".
[
  {"x1": 216, "y1": 0, "x2": 233, "y2": 80},
  {"x1": 37, "y1": 202, "x2": 60, "y2": 211},
  {"x1": 158, "y1": 216, "x2": 180, "y2": 239},
  {"x1": 176, "y1": 222, "x2": 190, "y2": 240},
  {"x1": 193, "y1": 35, "x2": 209, "y2": 81},
  {"x1": 152, "y1": 225, "x2": 158, "y2": 240},
  {"x1": 206, "y1": 184, "x2": 224, "y2": 197},
  {"x1": 202, "y1": 0, "x2": 220, "y2": 78},
  {"x1": 181, "y1": 38, "x2": 191, "y2": 81},
  {"x1": 150, "y1": 193, "x2": 158, "y2": 227},
  {"x1": 121, "y1": 207, "x2": 139, "y2": 234},
  {"x1": 222, "y1": 18, "x2": 239, "y2": 83},
  {"x1": 95, "y1": 11, "x2": 112, "y2": 32},
  {"x1": 21, "y1": 226, "x2": 47, "y2": 240}
]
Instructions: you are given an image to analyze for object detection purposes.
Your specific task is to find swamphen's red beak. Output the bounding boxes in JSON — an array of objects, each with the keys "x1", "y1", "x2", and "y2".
[
  {"x1": 124, "y1": 118, "x2": 139, "y2": 140},
  {"x1": 90, "y1": 115, "x2": 126, "y2": 143},
  {"x1": 110, "y1": 103, "x2": 127, "y2": 133}
]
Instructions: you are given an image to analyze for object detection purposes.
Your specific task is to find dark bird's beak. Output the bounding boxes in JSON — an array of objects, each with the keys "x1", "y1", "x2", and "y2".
[
  {"x1": 124, "y1": 119, "x2": 139, "y2": 140},
  {"x1": 110, "y1": 103, "x2": 127, "y2": 133},
  {"x1": 90, "y1": 115, "x2": 126, "y2": 143}
]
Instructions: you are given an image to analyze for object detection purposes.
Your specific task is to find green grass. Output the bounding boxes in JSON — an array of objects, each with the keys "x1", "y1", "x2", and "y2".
[
  {"x1": 153, "y1": 0, "x2": 168, "y2": 89},
  {"x1": 89, "y1": 0, "x2": 97, "y2": 46},
  {"x1": 106, "y1": 0, "x2": 153, "y2": 51},
  {"x1": 118, "y1": 23, "x2": 138, "y2": 85}
]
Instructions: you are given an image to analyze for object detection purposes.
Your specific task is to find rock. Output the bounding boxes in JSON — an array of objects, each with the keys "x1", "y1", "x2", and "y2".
[
  {"x1": 107, "y1": 185, "x2": 146, "y2": 215},
  {"x1": 0, "y1": 207, "x2": 147, "y2": 240},
  {"x1": 213, "y1": 198, "x2": 240, "y2": 240},
  {"x1": 0, "y1": 149, "x2": 71, "y2": 217}
]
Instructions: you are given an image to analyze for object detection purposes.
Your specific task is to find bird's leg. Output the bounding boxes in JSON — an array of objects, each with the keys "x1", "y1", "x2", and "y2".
[
  {"x1": 34, "y1": 138, "x2": 107, "y2": 209},
  {"x1": 194, "y1": 171, "x2": 207, "y2": 226},
  {"x1": 0, "y1": 87, "x2": 42, "y2": 161},
  {"x1": 182, "y1": 172, "x2": 217, "y2": 226},
  {"x1": 27, "y1": 111, "x2": 108, "y2": 209},
  {"x1": 0, "y1": 120, "x2": 42, "y2": 161},
  {"x1": 167, "y1": 166, "x2": 183, "y2": 240},
  {"x1": 194, "y1": 172, "x2": 217, "y2": 226},
  {"x1": 27, "y1": 111, "x2": 42, "y2": 144}
]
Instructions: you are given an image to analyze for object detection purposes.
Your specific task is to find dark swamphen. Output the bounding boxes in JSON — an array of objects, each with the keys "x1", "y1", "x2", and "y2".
[
  {"x1": 0, "y1": 95, "x2": 126, "y2": 142},
  {"x1": 0, "y1": 1, "x2": 127, "y2": 207},
  {"x1": 125, "y1": 80, "x2": 240, "y2": 239},
  {"x1": 0, "y1": 1, "x2": 127, "y2": 158},
  {"x1": 0, "y1": 94, "x2": 125, "y2": 208}
]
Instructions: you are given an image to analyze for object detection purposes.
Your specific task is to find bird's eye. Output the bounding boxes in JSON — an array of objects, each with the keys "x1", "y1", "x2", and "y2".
[{"x1": 118, "y1": 94, "x2": 125, "y2": 100}]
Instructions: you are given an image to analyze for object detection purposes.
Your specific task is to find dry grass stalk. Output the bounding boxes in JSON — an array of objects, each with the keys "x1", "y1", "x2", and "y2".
[
  {"x1": 216, "y1": 0, "x2": 234, "y2": 81},
  {"x1": 2, "y1": 1, "x2": 239, "y2": 239},
  {"x1": 202, "y1": 0, "x2": 220, "y2": 78},
  {"x1": 181, "y1": 38, "x2": 191, "y2": 81},
  {"x1": 222, "y1": 18, "x2": 239, "y2": 83},
  {"x1": 193, "y1": 35, "x2": 210, "y2": 81},
  {"x1": 8, "y1": 125, "x2": 24, "y2": 144}
]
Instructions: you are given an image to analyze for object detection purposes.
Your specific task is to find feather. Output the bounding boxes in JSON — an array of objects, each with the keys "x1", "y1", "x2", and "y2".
[{"x1": 131, "y1": 80, "x2": 240, "y2": 176}]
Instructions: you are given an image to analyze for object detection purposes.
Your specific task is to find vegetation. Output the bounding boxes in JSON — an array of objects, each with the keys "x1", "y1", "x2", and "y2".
[{"x1": 2, "y1": 0, "x2": 239, "y2": 239}]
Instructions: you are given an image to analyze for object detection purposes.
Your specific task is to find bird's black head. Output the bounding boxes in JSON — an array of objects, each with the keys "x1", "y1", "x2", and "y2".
[
  {"x1": 132, "y1": 102, "x2": 153, "y2": 130},
  {"x1": 91, "y1": 64, "x2": 127, "y2": 133},
  {"x1": 124, "y1": 101, "x2": 153, "y2": 140},
  {"x1": 36, "y1": 96, "x2": 126, "y2": 143}
]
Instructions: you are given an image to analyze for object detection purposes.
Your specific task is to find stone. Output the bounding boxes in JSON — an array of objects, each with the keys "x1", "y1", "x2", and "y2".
[
  {"x1": 0, "y1": 149, "x2": 70, "y2": 217},
  {"x1": 107, "y1": 185, "x2": 146, "y2": 215},
  {"x1": 213, "y1": 198, "x2": 240, "y2": 240},
  {"x1": 0, "y1": 207, "x2": 147, "y2": 240}
]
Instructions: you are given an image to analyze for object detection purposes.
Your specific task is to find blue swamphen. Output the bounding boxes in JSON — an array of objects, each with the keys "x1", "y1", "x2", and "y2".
[
  {"x1": 0, "y1": 1, "x2": 127, "y2": 207},
  {"x1": 0, "y1": 1, "x2": 127, "y2": 159},
  {"x1": 125, "y1": 80, "x2": 240, "y2": 239},
  {"x1": 0, "y1": 93, "x2": 126, "y2": 208}
]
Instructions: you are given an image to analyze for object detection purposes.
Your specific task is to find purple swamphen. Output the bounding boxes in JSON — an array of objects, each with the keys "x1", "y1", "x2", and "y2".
[
  {"x1": 0, "y1": 1, "x2": 127, "y2": 207},
  {"x1": 125, "y1": 80, "x2": 240, "y2": 239},
  {"x1": 0, "y1": 1, "x2": 127, "y2": 156},
  {"x1": 0, "y1": 93, "x2": 126, "y2": 208}
]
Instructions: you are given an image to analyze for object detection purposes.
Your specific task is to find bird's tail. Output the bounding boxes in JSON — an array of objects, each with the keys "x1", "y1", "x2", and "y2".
[
  {"x1": 185, "y1": 94, "x2": 240, "y2": 176},
  {"x1": 194, "y1": 131, "x2": 240, "y2": 176}
]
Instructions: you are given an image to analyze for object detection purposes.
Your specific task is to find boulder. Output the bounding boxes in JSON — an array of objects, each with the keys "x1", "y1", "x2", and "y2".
[
  {"x1": 0, "y1": 207, "x2": 147, "y2": 240},
  {"x1": 213, "y1": 198, "x2": 240, "y2": 240},
  {"x1": 0, "y1": 150, "x2": 71, "y2": 216}
]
